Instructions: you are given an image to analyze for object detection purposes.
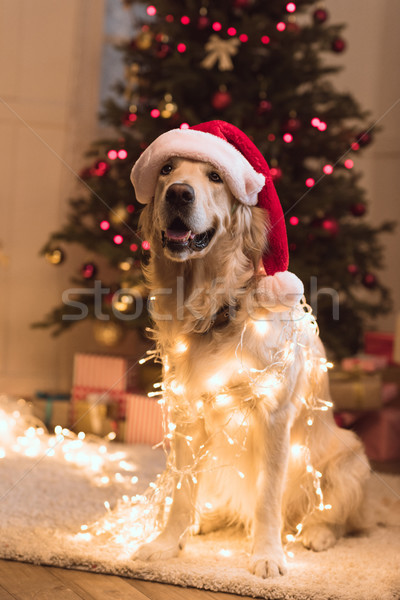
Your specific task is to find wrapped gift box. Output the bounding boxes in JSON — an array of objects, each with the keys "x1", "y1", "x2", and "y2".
[
  {"x1": 32, "y1": 391, "x2": 70, "y2": 431},
  {"x1": 341, "y1": 354, "x2": 388, "y2": 372},
  {"x1": 124, "y1": 393, "x2": 163, "y2": 446},
  {"x1": 329, "y1": 370, "x2": 382, "y2": 411},
  {"x1": 364, "y1": 332, "x2": 396, "y2": 364},
  {"x1": 354, "y1": 406, "x2": 400, "y2": 461},
  {"x1": 71, "y1": 353, "x2": 140, "y2": 425}
]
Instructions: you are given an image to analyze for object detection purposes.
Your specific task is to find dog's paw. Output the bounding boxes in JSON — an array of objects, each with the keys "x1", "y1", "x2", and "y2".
[
  {"x1": 249, "y1": 551, "x2": 287, "y2": 578},
  {"x1": 132, "y1": 536, "x2": 181, "y2": 562},
  {"x1": 302, "y1": 524, "x2": 337, "y2": 552}
]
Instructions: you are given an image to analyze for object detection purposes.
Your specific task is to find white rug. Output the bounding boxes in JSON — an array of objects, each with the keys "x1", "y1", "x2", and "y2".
[{"x1": 0, "y1": 423, "x2": 399, "y2": 600}]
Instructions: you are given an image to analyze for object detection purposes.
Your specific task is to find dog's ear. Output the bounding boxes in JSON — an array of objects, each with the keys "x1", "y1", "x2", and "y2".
[
  {"x1": 138, "y1": 202, "x2": 154, "y2": 241},
  {"x1": 232, "y1": 205, "x2": 268, "y2": 269}
]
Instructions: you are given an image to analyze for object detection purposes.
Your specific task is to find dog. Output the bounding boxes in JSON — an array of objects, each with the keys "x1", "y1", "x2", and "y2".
[{"x1": 130, "y1": 124, "x2": 370, "y2": 578}]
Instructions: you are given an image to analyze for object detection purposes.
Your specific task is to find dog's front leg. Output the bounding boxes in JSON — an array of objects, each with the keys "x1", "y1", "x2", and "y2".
[
  {"x1": 133, "y1": 420, "x2": 206, "y2": 562},
  {"x1": 249, "y1": 404, "x2": 292, "y2": 578}
]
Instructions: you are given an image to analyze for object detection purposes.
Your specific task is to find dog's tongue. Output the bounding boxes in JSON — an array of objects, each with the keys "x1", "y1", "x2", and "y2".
[{"x1": 166, "y1": 229, "x2": 192, "y2": 241}]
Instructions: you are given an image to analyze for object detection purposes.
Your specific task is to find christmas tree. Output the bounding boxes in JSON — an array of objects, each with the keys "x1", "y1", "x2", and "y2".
[{"x1": 35, "y1": 0, "x2": 395, "y2": 359}]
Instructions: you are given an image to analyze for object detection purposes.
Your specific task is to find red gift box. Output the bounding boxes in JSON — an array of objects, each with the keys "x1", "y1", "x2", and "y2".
[
  {"x1": 364, "y1": 332, "x2": 396, "y2": 364},
  {"x1": 124, "y1": 393, "x2": 163, "y2": 446},
  {"x1": 354, "y1": 406, "x2": 400, "y2": 461},
  {"x1": 71, "y1": 353, "x2": 140, "y2": 422}
]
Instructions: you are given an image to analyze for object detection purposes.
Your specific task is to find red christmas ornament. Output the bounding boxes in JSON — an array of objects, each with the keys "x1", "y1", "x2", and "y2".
[
  {"x1": 257, "y1": 100, "x2": 272, "y2": 115},
  {"x1": 286, "y1": 22, "x2": 300, "y2": 34},
  {"x1": 322, "y1": 217, "x2": 339, "y2": 236},
  {"x1": 362, "y1": 273, "x2": 377, "y2": 289},
  {"x1": 347, "y1": 264, "x2": 359, "y2": 275},
  {"x1": 356, "y1": 130, "x2": 372, "y2": 147},
  {"x1": 82, "y1": 262, "x2": 97, "y2": 280},
  {"x1": 282, "y1": 117, "x2": 301, "y2": 133},
  {"x1": 350, "y1": 202, "x2": 367, "y2": 217},
  {"x1": 156, "y1": 42, "x2": 172, "y2": 58},
  {"x1": 197, "y1": 16, "x2": 210, "y2": 29},
  {"x1": 332, "y1": 37, "x2": 346, "y2": 53},
  {"x1": 270, "y1": 167, "x2": 282, "y2": 182},
  {"x1": 313, "y1": 8, "x2": 328, "y2": 23},
  {"x1": 211, "y1": 90, "x2": 232, "y2": 110}
]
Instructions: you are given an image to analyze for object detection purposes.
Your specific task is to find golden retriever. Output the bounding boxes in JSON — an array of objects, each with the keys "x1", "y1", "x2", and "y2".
[{"x1": 132, "y1": 155, "x2": 370, "y2": 578}]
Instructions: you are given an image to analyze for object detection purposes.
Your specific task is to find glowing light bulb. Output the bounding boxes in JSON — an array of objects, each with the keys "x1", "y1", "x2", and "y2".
[
  {"x1": 107, "y1": 149, "x2": 118, "y2": 160},
  {"x1": 289, "y1": 216, "x2": 299, "y2": 226},
  {"x1": 323, "y1": 164, "x2": 333, "y2": 175},
  {"x1": 175, "y1": 340, "x2": 188, "y2": 354},
  {"x1": 181, "y1": 16, "x2": 190, "y2": 24},
  {"x1": 276, "y1": 22, "x2": 286, "y2": 31},
  {"x1": 215, "y1": 394, "x2": 232, "y2": 407},
  {"x1": 286, "y1": 2, "x2": 296, "y2": 12},
  {"x1": 291, "y1": 444, "x2": 303, "y2": 458},
  {"x1": 142, "y1": 240, "x2": 151, "y2": 250},
  {"x1": 100, "y1": 220, "x2": 110, "y2": 231},
  {"x1": 318, "y1": 121, "x2": 327, "y2": 131},
  {"x1": 130, "y1": 243, "x2": 138, "y2": 252},
  {"x1": 253, "y1": 319, "x2": 269, "y2": 335},
  {"x1": 305, "y1": 178, "x2": 315, "y2": 188},
  {"x1": 117, "y1": 149, "x2": 128, "y2": 159},
  {"x1": 177, "y1": 43, "x2": 187, "y2": 53},
  {"x1": 239, "y1": 34, "x2": 248, "y2": 42},
  {"x1": 113, "y1": 234, "x2": 123, "y2": 245},
  {"x1": 311, "y1": 118, "x2": 320, "y2": 127},
  {"x1": 261, "y1": 35, "x2": 270, "y2": 44},
  {"x1": 283, "y1": 133, "x2": 293, "y2": 143},
  {"x1": 146, "y1": 5, "x2": 156, "y2": 16},
  {"x1": 150, "y1": 108, "x2": 160, "y2": 118},
  {"x1": 344, "y1": 159, "x2": 354, "y2": 169},
  {"x1": 212, "y1": 22, "x2": 222, "y2": 31},
  {"x1": 180, "y1": 122, "x2": 189, "y2": 129},
  {"x1": 227, "y1": 27, "x2": 237, "y2": 36}
]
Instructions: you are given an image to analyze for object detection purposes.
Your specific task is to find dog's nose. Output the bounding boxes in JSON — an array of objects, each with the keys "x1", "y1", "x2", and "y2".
[{"x1": 165, "y1": 183, "x2": 195, "y2": 206}]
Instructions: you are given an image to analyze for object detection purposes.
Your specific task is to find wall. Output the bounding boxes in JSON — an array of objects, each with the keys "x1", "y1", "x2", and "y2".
[
  {"x1": 326, "y1": 0, "x2": 400, "y2": 330},
  {"x1": 0, "y1": 0, "x2": 142, "y2": 397},
  {"x1": 0, "y1": 1, "x2": 399, "y2": 396}
]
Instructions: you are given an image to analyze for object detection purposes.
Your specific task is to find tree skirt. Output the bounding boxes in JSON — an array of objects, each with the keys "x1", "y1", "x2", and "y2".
[{"x1": 0, "y1": 442, "x2": 399, "y2": 600}]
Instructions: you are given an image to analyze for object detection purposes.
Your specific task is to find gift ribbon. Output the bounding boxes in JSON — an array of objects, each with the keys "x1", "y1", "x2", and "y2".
[{"x1": 201, "y1": 35, "x2": 240, "y2": 71}]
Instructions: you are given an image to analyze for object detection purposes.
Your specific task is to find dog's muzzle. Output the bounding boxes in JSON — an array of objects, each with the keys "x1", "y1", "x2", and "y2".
[{"x1": 161, "y1": 217, "x2": 215, "y2": 253}]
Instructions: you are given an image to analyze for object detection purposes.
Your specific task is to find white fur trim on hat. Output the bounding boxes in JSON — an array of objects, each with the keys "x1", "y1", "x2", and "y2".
[
  {"x1": 131, "y1": 128, "x2": 265, "y2": 205},
  {"x1": 256, "y1": 271, "x2": 304, "y2": 312}
]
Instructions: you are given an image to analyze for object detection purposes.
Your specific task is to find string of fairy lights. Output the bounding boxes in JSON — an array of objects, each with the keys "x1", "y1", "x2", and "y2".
[{"x1": 0, "y1": 299, "x2": 334, "y2": 558}]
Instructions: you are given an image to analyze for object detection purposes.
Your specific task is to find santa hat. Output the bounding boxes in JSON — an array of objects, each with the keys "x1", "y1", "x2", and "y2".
[{"x1": 131, "y1": 120, "x2": 303, "y2": 310}]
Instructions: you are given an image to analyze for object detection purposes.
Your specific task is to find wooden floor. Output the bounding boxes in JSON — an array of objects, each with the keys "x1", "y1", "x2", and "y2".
[{"x1": 0, "y1": 559, "x2": 254, "y2": 600}]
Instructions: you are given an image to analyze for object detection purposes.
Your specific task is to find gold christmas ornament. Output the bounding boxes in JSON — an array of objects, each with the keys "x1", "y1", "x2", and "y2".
[
  {"x1": 109, "y1": 204, "x2": 129, "y2": 226},
  {"x1": 45, "y1": 247, "x2": 64, "y2": 265},
  {"x1": 93, "y1": 321, "x2": 124, "y2": 347},
  {"x1": 136, "y1": 30, "x2": 153, "y2": 50},
  {"x1": 201, "y1": 35, "x2": 240, "y2": 71},
  {"x1": 118, "y1": 257, "x2": 134, "y2": 272}
]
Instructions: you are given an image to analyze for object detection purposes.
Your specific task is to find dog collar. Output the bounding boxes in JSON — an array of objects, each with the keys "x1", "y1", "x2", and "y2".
[{"x1": 202, "y1": 301, "x2": 240, "y2": 335}]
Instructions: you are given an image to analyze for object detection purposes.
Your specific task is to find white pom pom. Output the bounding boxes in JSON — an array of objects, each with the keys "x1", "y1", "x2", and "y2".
[{"x1": 256, "y1": 271, "x2": 304, "y2": 312}]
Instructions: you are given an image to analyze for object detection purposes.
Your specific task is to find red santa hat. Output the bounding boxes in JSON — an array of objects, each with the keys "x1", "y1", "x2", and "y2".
[{"x1": 131, "y1": 120, "x2": 303, "y2": 310}]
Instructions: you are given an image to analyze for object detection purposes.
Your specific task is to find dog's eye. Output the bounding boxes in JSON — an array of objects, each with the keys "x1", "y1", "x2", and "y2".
[
  {"x1": 209, "y1": 171, "x2": 223, "y2": 183},
  {"x1": 160, "y1": 164, "x2": 173, "y2": 176}
]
